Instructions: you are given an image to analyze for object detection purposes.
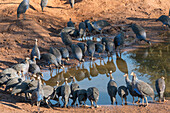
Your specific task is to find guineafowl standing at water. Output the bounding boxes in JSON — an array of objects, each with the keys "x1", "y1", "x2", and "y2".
[
  {"x1": 70, "y1": 76, "x2": 79, "y2": 106},
  {"x1": 105, "y1": 41, "x2": 114, "y2": 56},
  {"x1": 61, "y1": 78, "x2": 71, "y2": 108},
  {"x1": 87, "y1": 87, "x2": 99, "y2": 108},
  {"x1": 77, "y1": 89, "x2": 87, "y2": 106},
  {"x1": 87, "y1": 40, "x2": 95, "y2": 60},
  {"x1": 95, "y1": 42, "x2": 105, "y2": 58},
  {"x1": 131, "y1": 72, "x2": 155, "y2": 106},
  {"x1": 31, "y1": 74, "x2": 44, "y2": 112},
  {"x1": 40, "y1": 0, "x2": 48, "y2": 12},
  {"x1": 123, "y1": 73, "x2": 142, "y2": 104},
  {"x1": 71, "y1": 44, "x2": 84, "y2": 63},
  {"x1": 60, "y1": 47, "x2": 70, "y2": 61},
  {"x1": 79, "y1": 21, "x2": 86, "y2": 40},
  {"x1": 61, "y1": 32, "x2": 73, "y2": 48},
  {"x1": 40, "y1": 53, "x2": 59, "y2": 70},
  {"x1": 130, "y1": 23, "x2": 151, "y2": 44},
  {"x1": 107, "y1": 71, "x2": 117, "y2": 105},
  {"x1": 28, "y1": 63, "x2": 42, "y2": 77},
  {"x1": 49, "y1": 47, "x2": 62, "y2": 67},
  {"x1": 17, "y1": 0, "x2": 29, "y2": 19},
  {"x1": 77, "y1": 42, "x2": 87, "y2": 58},
  {"x1": 31, "y1": 39, "x2": 41, "y2": 60},
  {"x1": 118, "y1": 86, "x2": 129, "y2": 105},
  {"x1": 155, "y1": 77, "x2": 166, "y2": 102},
  {"x1": 69, "y1": 0, "x2": 75, "y2": 8},
  {"x1": 114, "y1": 30, "x2": 125, "y2": 51}
]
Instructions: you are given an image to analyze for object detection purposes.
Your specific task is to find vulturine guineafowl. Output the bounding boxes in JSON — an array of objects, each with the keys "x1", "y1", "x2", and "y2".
[
  {"x1": 130, "y1": 23, "x2": 151, "y2": 44},
  {"x1": 77, "y1": 42, "x2": 87, "y2": 58},
  {"x1": 79, "y1": 21, "x2": 86, "y2": 40},
  {"x1": 67, "y1": 18, "x2": 75, "y2": 27},
  {"x1": 60, "y1": 47, "x2": 70, "y2": 61},
  {"x1": 131, "y1": 72, "x2": 154, "y2": 106},
  {"x1": 5, "y1": 77, "x2": 22, "y2": 92},
  {"x1": 114, "y1": 30, "x2": 125, "y2": 51},
  {"x1": 90, "y1": 20, "x2": 111, "y2": 34},
  {"x1": 17, "y1": 0, "x2": 29, "y2": 19},
  {"x1": 155, "y1": 77, "x2": 166, "y2": 102},
  {"x1": 118, "y1": 86, "x2": 129, "y2": 105},
  {"x1": 156, "y1": 15, "x2": 170, "y2": 28},
  {"x1": 95, "y1": 42, "x2": 105, "y2": 58},
  {"x1": 28, "y1": 63, "x2": 42, "y2": 78},
  {"x1": 70, "y1": 76, "x2": 79, "y2": 106},
  {"x1": 61, "y1": 32, "x2": 73, "y2": 48},
  {"x1": 12, "y1": 57, "x2": 30, "y2": 79},
  {"x1": 41, "y1": 0, "x2": 48, "y2": 12},
  {"x1": 71, "y1": 44, "x2": 84, "y2": 63},
  {"x1": 31, "y1": 39, "x2": 41, "y2": 60},
  {"x1": 107, "y1": 71, "x2": 117, "y2": 105},
  {"x1": 49, "y1": 47, "x2": 62, "y2": 67},
  {"x1": 123, "y1": 73, "x2": 142, "y2": 104},
  {"x1": 87, "y1": 40, "x2": 95, "y2": 60},
  {"x1": 69, "y1": 0, "x2": 75, "y2": 8},
  {"x1": 105, "y1": 41, "x2": 114, "y2": 56},
  {"x1": 61, "y1": 78, "x2": 71, "y2": 108},
  {"x1": 77, "y1": 89, "x2": 87, "y2": 106},
  {"x1": 40, "y1": 53, "x2": 59, "y2": 71},
  {"x1": 31, "y1": 74, "x2": 44, "y2": 112},
  {"x1": 87, "y1": 87, "x2": 99, "y2": 108}
]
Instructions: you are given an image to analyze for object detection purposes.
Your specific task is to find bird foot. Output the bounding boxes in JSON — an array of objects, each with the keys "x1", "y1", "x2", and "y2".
[
  {"x1": 135, "y1": 100, "x2": 140, "y2": 104},
  {"x1": 95, "y1": 105, "x2": 99, "y2": 108},
  {"x1": 67, "y1": 106, "x2": 71, "y2": 108},
  {"x1": 163, "y1": 99, "x2": 168, "y2": 102},
  {"x1": 139, "y1": 104, "x2": 147, "y2": 107}
]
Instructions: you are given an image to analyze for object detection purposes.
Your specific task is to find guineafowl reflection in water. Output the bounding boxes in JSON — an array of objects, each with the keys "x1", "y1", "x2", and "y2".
[
  {"x1": 89, "y1": 61, "x2": 99, "y2": 77},
  {"x1": 116, "y1": 52, "x2": 128, "y2": 74},
  {"x1": 103, "y1": 56, "x2": 116, "y2": 74},
  {"x1": 95, "y1": 59, "x2": 108, "y2": 76}
]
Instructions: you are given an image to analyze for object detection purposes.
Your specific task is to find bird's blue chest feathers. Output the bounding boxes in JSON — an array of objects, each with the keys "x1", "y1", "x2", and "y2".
[
  {"x1": 134, "y1": 88, "x2": 141, "y2": 95},
  {"x1": 37, "y1": 94, "x2": 43, "y2": 101}
]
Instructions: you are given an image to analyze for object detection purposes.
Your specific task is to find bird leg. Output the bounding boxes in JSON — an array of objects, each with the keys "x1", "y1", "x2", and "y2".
[
  {"x1": 125, "y1": 97, "x2": 127, "y2": 105},
  {"x1": 121, "y1": 97, "x2": 123, "y2": 106},
  {"x1": 95, "y1": 102, "x2": 98, "y2": 108},
  {"x1": 135, "y1": 97, "x2": 140, "y2": 104},
  {"x1": 90, "y1": 100, "x2": 94, "y2": 108},
  {"x1": 45, "y1": 98, "x2": 52, "y2": 109},
  {"x1": 115, "y1": 99, "x2": 118, "y2": 105},
  {"x1": 132, "y1": 96, "x2": 135, "y2": 104},
  {"x1": 37, "y1": 101, "x2": 40, "y2": 113},
  {"x1": 141, "y1": 97, "x2": 144, "y2": 107},
  {"x1": 144, "y1": 96, "x2": 148, "y2": 107},
  {"x1": 21, "y1": 71, "x2": 26, "y2": 81},
  {"x1": 23, "y1": 13, "x2": 26, "y2": 20}
]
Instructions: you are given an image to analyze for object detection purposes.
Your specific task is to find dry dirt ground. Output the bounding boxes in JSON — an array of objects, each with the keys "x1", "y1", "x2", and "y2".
[{"x1": 0, "y1": 0, "x2": 170, "y2": 112}]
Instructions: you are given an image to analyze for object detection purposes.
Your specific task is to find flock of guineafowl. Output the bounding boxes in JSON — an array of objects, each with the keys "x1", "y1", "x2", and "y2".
[{"x1": 0, "y1": 0, "x2": 169, "y2": 112}]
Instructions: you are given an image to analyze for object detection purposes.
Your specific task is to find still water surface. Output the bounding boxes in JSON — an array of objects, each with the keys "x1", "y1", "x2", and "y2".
[{"x1": 42, "y1": 43, "x2": 170, "y2": 105}]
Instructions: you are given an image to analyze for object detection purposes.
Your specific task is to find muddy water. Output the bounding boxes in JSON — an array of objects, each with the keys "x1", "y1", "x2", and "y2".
[{"x1": 42, "y1": 42, "x2": 170, "y2": 105}]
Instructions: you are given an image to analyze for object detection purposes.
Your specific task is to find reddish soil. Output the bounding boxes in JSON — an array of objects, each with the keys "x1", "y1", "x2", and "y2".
[{"x1": 0, "y1": 0, "x2": 170, "y2": 112}]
